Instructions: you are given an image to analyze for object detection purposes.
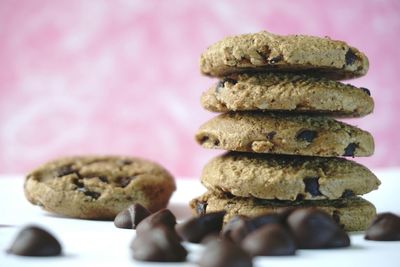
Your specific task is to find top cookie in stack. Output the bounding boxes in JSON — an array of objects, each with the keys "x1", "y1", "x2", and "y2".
[{"x1": 191, "y1": 31, "x2": 380, "y2": 232}]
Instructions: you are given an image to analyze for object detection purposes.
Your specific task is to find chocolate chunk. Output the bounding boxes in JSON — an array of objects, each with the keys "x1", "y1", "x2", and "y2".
[
  {"x1": 221, "y1": 215, "x2": 251, "y2": 243},
  {"x1": 77, "y1": 187, "x2": 101, "y2": 199},
  {"x1": 7, "y1": 225, "x2": 62, "y2": 256},
  {"x1": 365, "y1": 213, "x2": 400, "y2": 241},
  {"x1": 56, "y1": 165, "x2": 74, "y2": 177},
  {"x1": 269, "y1": 55, "x2": 283, "y2": 64},
  {"x1": 176, "y1": 211, "x2": 225, "y2": 243},
  {"x1": 341, "y1": 189, "x2": 354, "y2": 198},
  {"x1": 195, "y1": 201, "x2": 207, "y2": 215},
  {"x1": 242, "y1": 224, "x2": 296, "y2": 256},
  {"x1": 198, "y1": 239, "x2": 253, "y2": 267},
  {"x1": 72, "y1": 179, "x2": 84, "y2": 188},
  {"x1": 343, "y1": 143, "x2": 358, "y2": 157},
  {"x1": 116, "y1": 176, "x2": 135, "y2": 187},
  {"x1": 214, "y1": 139, "x2": 220, "y2": 146},
  {"x1": 136, "y1": 209, "x2": 176, "y2": 234},
  {"x1": 360, "y1": 87, "x2": 371, "y2": 96},
  {"x1": 114, "y1": 203, "x2": 151, "y2": 229},
  {"x1": 266, "y1": 131, "x2": 276, "y2": 140},
  {"x1": 296, "y1": 129, "x2": 317, "y2": 142},
  {"x1": 345, "y1": 49, "x2": 357, "y2": 65},
  {"x1": 287, "y1": 208, "x2": 350, "y2": 249},
  {"x1": 303, "y1": 177, "x2": 322, "y2": 196},
  {"x1": 131, "y1": 225, "x2": 187, "y2": 262},
  {"x1": 96, "y1": 176, "x2": 108, "y2": 183}
]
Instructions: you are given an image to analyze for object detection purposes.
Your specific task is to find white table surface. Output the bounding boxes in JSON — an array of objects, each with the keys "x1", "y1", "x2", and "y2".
[{"x1": 1, "y1": 169, "x2": 400, "y2": 267}]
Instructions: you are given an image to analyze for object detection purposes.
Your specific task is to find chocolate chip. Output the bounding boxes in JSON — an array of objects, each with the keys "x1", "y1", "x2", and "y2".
[
  {"x1": 7, "y1": 225, "x2": 62, "y2": 256},
  {"x1": 221, "y1": 215, "x2": 252, "y2": 243},
  {"x1": 198, "y1": 239, "x2": 253, "y2": 267},
  {"x1": 176, "y1": 211, "x2": 225, "y2": 243},
  {"x1": 216, "y1": 78, "x2": 237, "y2": 92},
  {"x1": 55, "y1": 165, "x2": 74, "y2": 177},
  {"x1": 116, "y1": 176, "x2": 135, "y2": 187},
  {"x1": 360, "y1": 87, "x2": 371, "y2": 96},
  {"x1": 199, "y1": 136, "x2": 209, "y2": 145},
  {"x1": 77, "y1": 187, "x2": 101, "y2": 199},
  {"x1": 365, "y1": 213, "x2": 400, "y2": 241},
  {"x1": 269, "y1": 55, "x2": 283, "y2": 64},
  {"x1": 242, "y1": 224, "x2": 296, "y2": 256},
  {"x1": 249, "y1": 213, "x2": 281, "y2": 230},
  {"x1": 136, "y1": 209, "x2": 176, "y2": 234},
  {"x1": 345, "y1": 49, "x2": 357, "y2": 65},
  {"x1": 195, "y1": 201, "x2": 207, "y2": 215},
  {"x1": 131, "y1": 225, "x2": 187, "y2": 262},
  {"x1": 343, "y1": 143, "x2": 358, "y2": 157},
  {"x1": 73, "y1": 179, "x2": 84, "y2": 188},
  {"x1": 296, "y1": 129, "x2": 317, "y2": 143},
  {"x1": 214, "y1": 139, "x2": 220, "y2": 146},
  {"x1": 266, "y1": 131, "x2": 276, "y2": 140},
  {"x1": 341, "y1": 189, "x2": 354, "y2": 198},
  {"x1": 287, "y1": 208, "x2": 350, "y2": 249},
  {"x1": 303, "y1": 177, "x2": 322, "y2": 196},
  {"x1": 98, "y1": 176, "x2": 108, "y2": 183},
  {"x1": 114, "y1": 203, "x2": 151, "y2": 229}
]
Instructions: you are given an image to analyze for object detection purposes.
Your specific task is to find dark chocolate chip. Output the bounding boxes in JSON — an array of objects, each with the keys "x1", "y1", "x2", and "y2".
[
  {"x1": 214, "y1": 139, "x2": 220, "y2": 146},
  {"x1": 114, "y1": 203, "x2": 151, "y2": 229},
  {"x1": 195, "y1": 201, "x2": 208, "y2": 215},
  {"x1": 295, "y1": 194, "x2": 305, "y2": 201},
  {"x1": 73, "y1": 179, "x2": 84, "y2": 188},
  {"x1": 360, "y1": 87, "x2": 371, "y2": 96},
  {"x1": 215, "y1": 78, "x2": 237, "y2": 93},
  {"x1": 136, "y1": 209, "x2": 176, "y2": 234},
  {"x1": 116, "y1": 176, "x2": 135, "y2": 187},
  {"x1": 296, "y1": 129, "x2": 317, "y2": 143},
  {"x1": 55, "y1": 165, "x2": 74, "y2": 177},
  {"x1": 266, "y1": 131, "x2": 276, "y2": 140},
  {"x1": 269, "y1": 55, "x2": 283, "y2": 64},
  {"x1": 98, "y1": 176, "x2": 108, "y2": 183},
  {"x1": 287, "y1": 208, "x2": 350, "y2": 249},
  {"x1": 176, "y1": 211, "x2": 226, "y2": 243},
  {"x1": 198, "y1": 239, "x2": 253, "y2": 267},
  {"x1": 365, "y1": 212, "x2": 400, "y2": 241},
  {"x1": 303, "y1": 177, "x2": 322, "y2": 196},
  {"x1": 343, "y1": 143, "x2": 358, "y2": 157},
  {"x1": 221, "y1": 215, "x2": 252, "y2": 243},
  {"x1": 345, "y1": 49, "x2": 357, "y2": 65},
  {"x1": 199, "y1": 136, "x2": 209, "y2": 145},
  {"x1": 77, "y1": 187, "x2": 101, "y2": 199},
  {"x1": 341, "y1": 189, "x2": 354, "y2": 198},
  {"x1": 242, "y1": 224, "x2": 296, "y2": 256},
  {"x1": 7, "y1": 225, "x2": 62, "y2": 256},
  {"x1": 248, "y1": 213, "x2": 281, "y2": 230},
  {"x1": 131, "y1": 225, "x2": 187, "y2": 262}
]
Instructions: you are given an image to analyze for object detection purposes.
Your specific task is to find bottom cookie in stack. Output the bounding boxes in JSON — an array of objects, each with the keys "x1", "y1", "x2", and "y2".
[{"x1": 190, "y1": 152, "x2": 380, "y2": 231}]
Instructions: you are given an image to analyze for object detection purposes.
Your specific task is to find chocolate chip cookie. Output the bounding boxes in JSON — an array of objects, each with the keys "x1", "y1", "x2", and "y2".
[
  {"x1": 201, "y1": 152, "x2": 380, "y2": 201},
  {"x1": 190, "y1": 191, "x2": 376, "y2": 231},
  {"x1": 200, "y1": 31, "x2": 369, "y2": 80},
  {"x1": 201, "y1": 72, "x2": 373, "y2": 117},
  {"x1": 196, "y1": 112, "x2": 374, "y2": 157},
  {"x1": 24, "y1": 156, "x2": 176, "y2": 219}
]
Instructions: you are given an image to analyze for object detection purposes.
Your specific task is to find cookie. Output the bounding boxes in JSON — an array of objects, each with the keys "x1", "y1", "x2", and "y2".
[
  {"x1": 24, "y1": 156, "x2": 176, "y2": 219},
  {"x1": 201, "y1": 152, "x2": 380, "y2": 200},
  {"x1": 201, "y1": 72, "x2": 373, "y2": 117},
  {"x1": 200, "y1": 31, "x2": 369, "y2": 80},
  {"x1": 190, "y1": 191, "x2": 376, "y2": 231},
  {"x1": 195, "y1": 112, "x2": 374, "y2": 157}
]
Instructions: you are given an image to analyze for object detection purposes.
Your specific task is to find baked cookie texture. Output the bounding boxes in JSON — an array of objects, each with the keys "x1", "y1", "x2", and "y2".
[
  {"x1": 201, "y1": 72, "x2": 373, "y2": 117},
  {"x1": 201, "y1": 152, "x2": 380, "y2": 201},
  {"x1": 200, "y1": 31, "x2": 369, "y2": 80},
  {"x1": 196, "y1": 112, "x2": 374, "y2": 157},
  {"x1": 24, "y1": 156, "x2": 176, "y2": 219},
  {"x1": 190, "y1": 191, "x2": 376, "y2": 232}
]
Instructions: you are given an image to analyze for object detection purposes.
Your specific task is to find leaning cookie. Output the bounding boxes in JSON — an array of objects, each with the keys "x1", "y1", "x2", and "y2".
[
  {"x1": 201, "y1": 72, "x2": 373, "y2": 117},
  {"x1": 196, "y1": 112, "x2": 374, "y2": 157},
  {"x1": 200, "y1": 31, "x2": 368, "y2": 80},
  {"x1": 24, "y1": 156, "x2": 176, "y2": 219},
  {"x1": 201, "y1": 152, "x2": 380, "y2": 201},
  {"x1": 190, "y1": 191, "x2": 376, "y2": 232}
]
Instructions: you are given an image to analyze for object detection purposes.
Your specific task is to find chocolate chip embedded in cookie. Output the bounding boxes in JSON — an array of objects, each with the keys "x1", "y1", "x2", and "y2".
[
  {"x1": 24, "y1": 156, "x2": 176, "y2": 219},
  {"x1": 200, "y1": 30, "x2": 368, "y2": 80},
  {"x1": 195, "y1": 112, "x2": 374, "y2": 157},
  {"x1": 201, "y1": 152, "x2": 380, "y2": 201},
  {"x1": 201, "y1": 72, "x2": 374, "y2": 117}
]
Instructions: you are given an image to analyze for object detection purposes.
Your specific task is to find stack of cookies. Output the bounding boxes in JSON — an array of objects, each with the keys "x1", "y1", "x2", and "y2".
[{"x1": 190, "y1": 31, "x2": 381, "y2": 231}]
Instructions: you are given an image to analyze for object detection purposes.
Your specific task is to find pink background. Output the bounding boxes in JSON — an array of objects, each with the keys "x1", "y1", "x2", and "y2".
[{"x1": 0, "y1": 0, "x2": 399, "y2": 178}]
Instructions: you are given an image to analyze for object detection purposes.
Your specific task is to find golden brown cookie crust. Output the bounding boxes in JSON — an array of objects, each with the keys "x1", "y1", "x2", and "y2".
[
  {"x1": 200, "y1": 31, "x2": 369, "y2": 80},
  {"x1": 201, "y1": 72, "x2": 373, "y2": 117},
  {"x1": 190, "y1": 191, "x2": 376, "y2": 232},
  {"x1": 24, "y1": 156, "x2": 176, "y2": 219},
  {"x1": 201, "y1": 152, "x2": 380, "y2": 201},
  {"x1": 195, "y1": 112, "x2": 374, "y2": 157}
]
